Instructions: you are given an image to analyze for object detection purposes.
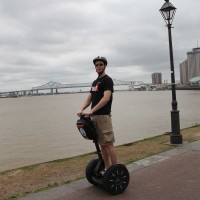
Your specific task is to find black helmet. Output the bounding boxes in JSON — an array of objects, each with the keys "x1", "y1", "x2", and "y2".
[{"x1": 93, "y1": 56, "x2": 107, "y2": 65}]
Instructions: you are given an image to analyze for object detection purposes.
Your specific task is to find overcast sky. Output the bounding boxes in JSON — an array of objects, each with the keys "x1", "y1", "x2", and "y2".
[{"x1": 0, "y1": 0, "x2": 199, "y2": 92}]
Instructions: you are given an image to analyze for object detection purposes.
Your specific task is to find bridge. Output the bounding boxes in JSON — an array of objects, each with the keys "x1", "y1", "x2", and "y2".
[
  {"x1": 1, "y1": 79, "x2": 139, "y2": 97},
  {"x1": 31, "y1": 79, "x2": 136, "y2": 94},
  {"x1": 32, "y1": 79, "x2": 135, "y2": 90}
]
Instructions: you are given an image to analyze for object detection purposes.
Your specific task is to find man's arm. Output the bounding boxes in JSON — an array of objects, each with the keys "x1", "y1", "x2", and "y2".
[
  {"x1": 77, "y1": 93, "x2": 92, "y2": 116},
  {"x1": 91, "y1": 90, "x2": 111, "y2": 114},
  {"x1": 83, "y1": 90, "x2": 111, "y2": 117}
]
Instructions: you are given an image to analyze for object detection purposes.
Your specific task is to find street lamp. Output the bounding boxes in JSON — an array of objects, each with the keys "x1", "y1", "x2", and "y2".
[{"x1": 160, "y1": 0, "x2": 182, "y2": 144}]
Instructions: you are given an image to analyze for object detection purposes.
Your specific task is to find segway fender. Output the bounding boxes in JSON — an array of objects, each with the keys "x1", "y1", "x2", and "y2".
[{"x1": 86, "y1": 158, "x2": 104, "y2": 185}]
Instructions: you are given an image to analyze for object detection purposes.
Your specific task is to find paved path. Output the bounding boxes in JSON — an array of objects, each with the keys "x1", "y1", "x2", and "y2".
[{"x1": 20, "y1": 140, "x2": 200, "y2": 200}]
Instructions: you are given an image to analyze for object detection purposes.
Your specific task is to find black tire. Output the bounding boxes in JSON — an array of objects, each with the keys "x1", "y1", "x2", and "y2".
[
  {"x1": 86, "y1": 158, "x2": 103, "y2": 185},
  {"x1": 103, "y1": 164, "x2": 130, "y2": 195}
]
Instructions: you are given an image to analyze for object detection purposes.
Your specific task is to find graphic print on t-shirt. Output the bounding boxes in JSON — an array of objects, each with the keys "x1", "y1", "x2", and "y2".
[{"x1": 91, "y1": 82, "x2": 101, "y2": 92}]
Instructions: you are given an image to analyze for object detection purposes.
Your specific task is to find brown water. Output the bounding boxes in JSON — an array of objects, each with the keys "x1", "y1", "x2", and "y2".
[{"x1": 0, "y1": 90, "x2": 200, "y2": 171}]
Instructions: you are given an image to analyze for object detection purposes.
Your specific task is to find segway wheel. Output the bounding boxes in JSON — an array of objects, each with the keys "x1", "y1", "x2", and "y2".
[
  {"x1": 86, "y1": 158, "x2": 104, "y2": 186},
  {"x1": 103, "y1": 164, "x2": 130, "y2": 195}
]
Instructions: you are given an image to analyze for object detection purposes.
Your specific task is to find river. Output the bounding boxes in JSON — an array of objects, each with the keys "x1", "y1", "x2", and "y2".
[{"x1": 0, "y1": 90, "x2": 200, "y2": 172}]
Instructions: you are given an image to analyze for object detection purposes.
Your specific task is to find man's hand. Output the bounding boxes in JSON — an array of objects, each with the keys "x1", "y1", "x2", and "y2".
[
  {"x1": 77, "y1": 111, "x2": 83, "y2": 117},
  {"x1": 83, "y1": 111, "x2": 93, "y2": 118}
]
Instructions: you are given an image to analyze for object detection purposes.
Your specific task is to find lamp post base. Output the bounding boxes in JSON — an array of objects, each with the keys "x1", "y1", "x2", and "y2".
[
  {"x1": 170, "y1": 109, "x2": 182, "y2": 144},
  {"x1": 170, "y1": 134, "x2": 182, "y2": 144}
]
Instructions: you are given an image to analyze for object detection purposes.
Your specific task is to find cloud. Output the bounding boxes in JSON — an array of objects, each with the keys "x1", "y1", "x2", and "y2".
[{"x1": 0, "y1": 0, "x2": 200, "y2": 91}]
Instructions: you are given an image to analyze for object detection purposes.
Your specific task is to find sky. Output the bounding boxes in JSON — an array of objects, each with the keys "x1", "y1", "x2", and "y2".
[{"x1": 0, "y1": 0, "x2": 199, "y2": 92}]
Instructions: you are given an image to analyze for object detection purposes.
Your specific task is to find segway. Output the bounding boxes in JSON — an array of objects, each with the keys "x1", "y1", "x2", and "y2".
[{"x1": 76, "y1": 115, "x2": 130, "y2": 195}]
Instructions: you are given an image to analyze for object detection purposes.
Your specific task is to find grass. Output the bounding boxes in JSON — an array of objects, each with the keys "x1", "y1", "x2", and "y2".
[{"x1": 1, "y1": 124, "x2": 200, "y2": 200}]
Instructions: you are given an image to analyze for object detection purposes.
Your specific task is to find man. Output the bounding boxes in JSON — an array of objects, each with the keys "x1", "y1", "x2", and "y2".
[{"x1": 77, "y1": 56, "x2": 117, "y2": 171}]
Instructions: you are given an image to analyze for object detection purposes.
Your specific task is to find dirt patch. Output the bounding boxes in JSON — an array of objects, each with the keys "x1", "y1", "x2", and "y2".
[{"x1": 0, "y1": 126, "x2": 200, "y2": 200}]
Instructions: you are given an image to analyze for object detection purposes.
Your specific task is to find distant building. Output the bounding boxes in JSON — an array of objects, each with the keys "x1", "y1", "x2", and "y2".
[
  {"x1": 187, "y1": 47, "x2": 200, "y2": 80},
  {"x1": 152, "y1": 73, "x2": 162, "y2": 85},
  {"x1": 179, "y1": 47, "x2": 200, "y2": 85},
  {"x1": 179, "y1": 59, "x2": 189, "y2": 84}
]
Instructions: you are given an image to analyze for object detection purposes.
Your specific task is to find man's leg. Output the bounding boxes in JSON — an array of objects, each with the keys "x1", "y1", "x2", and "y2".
[
  {"x1": 100, "y1": 145, "x2": 110, "y2": 169},
  {"x1": 101, "y1": 143, "x2": 117, "y2": 169},
  {"x1": 107, "y1": 143, "x2": 117, "y2": 165}
]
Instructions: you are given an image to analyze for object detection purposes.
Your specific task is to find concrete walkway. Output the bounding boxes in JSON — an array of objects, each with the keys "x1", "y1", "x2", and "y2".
[{"x1": 20, "y1": 140, "x2": 200, "y2": 200}]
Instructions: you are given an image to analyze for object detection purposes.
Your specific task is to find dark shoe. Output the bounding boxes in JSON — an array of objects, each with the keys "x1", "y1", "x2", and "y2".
[{"x1": 100, "y1": 169, "x2": 106, "y2": 176}]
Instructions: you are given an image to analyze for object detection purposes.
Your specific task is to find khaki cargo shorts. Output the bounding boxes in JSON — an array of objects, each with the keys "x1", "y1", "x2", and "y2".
[{"x1": 92, "y1": 115, "x2": 115, "y2": 145}]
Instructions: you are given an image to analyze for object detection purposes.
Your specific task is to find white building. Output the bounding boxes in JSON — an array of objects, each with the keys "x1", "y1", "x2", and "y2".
[{"x1": 187, "y1": 47, "x2": 200, "y2": 80}]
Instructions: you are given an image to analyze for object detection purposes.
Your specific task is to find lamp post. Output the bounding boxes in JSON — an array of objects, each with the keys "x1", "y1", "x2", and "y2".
[{"x1": 160, "y1": 0, "x2": 182, "y2": 144}]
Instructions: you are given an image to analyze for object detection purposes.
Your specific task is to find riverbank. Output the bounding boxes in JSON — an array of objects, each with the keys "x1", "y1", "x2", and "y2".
[{"x1": 1, "y1": 125, "x2": 200, "y2": 200}]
